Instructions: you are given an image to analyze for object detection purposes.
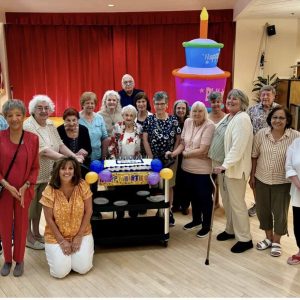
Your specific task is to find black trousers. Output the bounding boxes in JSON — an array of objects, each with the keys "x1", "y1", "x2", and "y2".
[
  {"x1": 183, "y1": 171, "x2": 213, "y2": 228},
  {"x1": 293, "y1": 206, "x2": 300, "y2": 248}
]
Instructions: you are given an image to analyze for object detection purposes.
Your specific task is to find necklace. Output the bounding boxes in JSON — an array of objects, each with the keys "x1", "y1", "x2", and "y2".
[{"x1": 108, "y1": 111, "x2": 116, "y2": 126}]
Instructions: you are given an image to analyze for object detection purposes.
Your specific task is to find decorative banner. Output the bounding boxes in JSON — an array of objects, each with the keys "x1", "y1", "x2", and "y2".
[{"x1": 99, "y1": 171, "x2": 150, "y2": 186}]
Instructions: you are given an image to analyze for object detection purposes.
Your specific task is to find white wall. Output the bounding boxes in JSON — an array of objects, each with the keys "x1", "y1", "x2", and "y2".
[{"x1": 234, "y1": 18, "x2": 300, "y2": 104}]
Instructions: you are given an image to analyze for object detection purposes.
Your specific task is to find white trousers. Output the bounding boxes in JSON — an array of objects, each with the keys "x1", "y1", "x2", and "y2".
[
  {"x1": 219, "y1": 174, "x2": 252, "y2": 242},
  {"x1": 45, "y1": 234, "x2": 94, "y2": 279}
]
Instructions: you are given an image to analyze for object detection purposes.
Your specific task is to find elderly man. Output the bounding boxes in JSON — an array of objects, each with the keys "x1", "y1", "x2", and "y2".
[
  {"x1": 118, "y1": 74, "x2": 143, "y2": 107},
  {"x1": 247, "y1": 85, "x2": 278, "y2": 217}
]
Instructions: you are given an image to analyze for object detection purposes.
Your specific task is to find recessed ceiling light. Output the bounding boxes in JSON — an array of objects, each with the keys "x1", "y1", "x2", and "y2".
[{"x1": 108, "y1": 4, "x2": 115, "y2": 7}]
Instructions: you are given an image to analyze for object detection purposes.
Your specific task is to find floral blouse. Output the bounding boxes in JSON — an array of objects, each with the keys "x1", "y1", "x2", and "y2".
[
  {"x1": 40, "y1": 179, "x2": 93, "y2": 244},
  {"x1": 108, "y1": 121, "x2": 143, "y2": 159},
  {"x1": 143, "y1": 114, "x2": 181, "y2": 160}
]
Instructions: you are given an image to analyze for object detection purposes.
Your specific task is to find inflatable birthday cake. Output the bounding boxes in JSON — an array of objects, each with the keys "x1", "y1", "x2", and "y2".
[{"x1": 172, "y1": 7, "x2": 230, "y2": 109}]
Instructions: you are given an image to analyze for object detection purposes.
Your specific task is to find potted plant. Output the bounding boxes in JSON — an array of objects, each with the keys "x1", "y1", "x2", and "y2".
[{"x1": 252, "y1": 73, "x2": 279, "y2": 101}]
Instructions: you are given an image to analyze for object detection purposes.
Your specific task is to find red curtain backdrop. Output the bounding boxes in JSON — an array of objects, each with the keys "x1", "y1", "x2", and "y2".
[{"x1": 5, "y1": 10, "x2": 235, "y2": 116}]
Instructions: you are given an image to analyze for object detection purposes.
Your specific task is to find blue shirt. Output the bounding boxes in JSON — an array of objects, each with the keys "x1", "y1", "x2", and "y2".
[
  {"x1": 0, "y1": 115, "x2": 8, "y2": 131},
  {"x1": 79, "y1": 112, "x2": 108, "y2": 161},
  {"x1": 118, "y1": 89, "x2": 143, "y2": 107}
]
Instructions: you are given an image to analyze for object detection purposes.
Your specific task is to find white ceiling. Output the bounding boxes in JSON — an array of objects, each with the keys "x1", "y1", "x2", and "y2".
[{"x1": 0, "y1": 0, "x2": 300, "y2": 20}]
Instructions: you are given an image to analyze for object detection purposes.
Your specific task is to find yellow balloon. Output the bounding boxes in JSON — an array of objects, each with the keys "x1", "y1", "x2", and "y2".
[
  {"x1": 85, "y1": 171, "x2": 99, "y2": 184},
  {"x1": 159, "y1": 168, "x2": 173, "y2": 180}
]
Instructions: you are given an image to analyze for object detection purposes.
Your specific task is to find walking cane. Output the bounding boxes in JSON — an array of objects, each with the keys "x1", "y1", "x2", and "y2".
[{"x1": 205, "y1": 173, "x2": 217, "y2": 265}]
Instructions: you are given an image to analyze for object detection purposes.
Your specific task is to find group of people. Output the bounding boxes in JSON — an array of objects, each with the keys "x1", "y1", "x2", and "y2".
[{"x1": 0, "y1": 75, "x2": 300, "y2": 280}]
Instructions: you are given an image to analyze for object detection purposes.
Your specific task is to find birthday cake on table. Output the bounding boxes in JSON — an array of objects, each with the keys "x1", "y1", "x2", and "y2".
[{"x1": 104, "y1": 158, "x2": 152, "y2": 172}]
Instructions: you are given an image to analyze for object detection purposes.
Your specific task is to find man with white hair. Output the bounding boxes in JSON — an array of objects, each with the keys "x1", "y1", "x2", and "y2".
[{"x1": 118, "y1": 74, "x2": 143, "y2": 107}]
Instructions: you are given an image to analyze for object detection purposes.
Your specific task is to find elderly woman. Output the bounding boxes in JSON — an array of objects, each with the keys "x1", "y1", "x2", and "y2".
[
  {"x1": 98, "y1": 90, "x2": 123, "y2": 138},
  {"x1": 57, "y1": 108, "x2": 92, "y2": 171},
  {"x1": 172, "y1": 100, "x2": 190, "y2": 215},
  {"x1": 250, "y1": 106, "x2": 300, "y2": 257},
  {"x1": 24, "y1": 95, "x2": 84, "y2": 250},
  {"x1": 79, "y1": 91, "x2": 109, "y2": 161},
  {"x1": 168, "y1": 101, "x2": 215, "y2": 237},
  {"x1": 247, "y1": 85, "x2": 279, "y2": 217},
  {"x1": 286, "y1": 137, "x2": 300, "y2": 265},
  {"x1": 208, "y1": 92, "x2": 225, "y2": 124},
  {"x1": 40, "y1": 157, "x2": 93, "y2": 278},
  {"x1": 108, "y1": 105, "x2": 143, "y2": 159},
  {"x1": 207, "y1": 92, "x2": 226, "y2": 210},
  {"x1": 0, "y1": 100, "x2": 39, "y2": 277},
  {"x1": 143, "y1": 91, "x2": 181, "y2": 226},
  {"x1": 213, "y1": 89, "x2": 253, "y2": 253},
  {"x1": 133, "y1": 92, "x2": 152, "y2": 126}
]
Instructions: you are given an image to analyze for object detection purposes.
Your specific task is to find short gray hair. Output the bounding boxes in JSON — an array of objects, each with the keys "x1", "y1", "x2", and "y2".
[
  {"x1": 153, "y1": 91, "x2": 168, "y2": 104},
  {"x1": 100, "y1": 90, "x2": 122, "y2": 113},
  {"x1": 208, "y1": 91, "x2": 223, "y2": 102},
  {"x1": 2, "y1": 99, "x2": 26, "y2": 117},
  {"x1": 227, "y1": 89, "x2": 249, "y2": 112},
  {"x1": 190, "y1": 101, "x2": 208, "y2": 121},
  {"x1": 121, "y1": 105, "x2": 137, "y2": 119},
  {"x1": 28, "y1": 95, "x2": 55, "y2": 115},
  {"x1": 259, "y1": 85, "x2": 276, "y2": 95}
]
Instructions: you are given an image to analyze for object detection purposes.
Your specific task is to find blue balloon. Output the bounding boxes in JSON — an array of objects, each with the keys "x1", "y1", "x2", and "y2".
[
  {"x1": 151, "y1": 159, "x2": 163, "y2": 172},
  {"x1": 90, "y1": 160, "x2": 104, "y2": 173}
]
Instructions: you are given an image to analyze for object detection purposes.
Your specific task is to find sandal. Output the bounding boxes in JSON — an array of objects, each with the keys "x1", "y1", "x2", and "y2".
[
  {"x1": 287, "y1": 254, "x2": 300, "y2": 265},
  {"x1": 256, "y1": 238, "x2": 272, "y2": 250},
  {"x1": 270, "y1": 242, "x2": 282, "y2": 257}
]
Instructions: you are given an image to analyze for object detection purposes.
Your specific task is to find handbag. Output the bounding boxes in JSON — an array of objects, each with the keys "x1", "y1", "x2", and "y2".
[{"x1": 0, "y1": 130, "x2": 24, "y2": 195}]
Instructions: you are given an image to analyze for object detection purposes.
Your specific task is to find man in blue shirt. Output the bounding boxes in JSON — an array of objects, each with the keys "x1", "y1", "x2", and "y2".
[{"x1": 118, "y1": 74, "x2": 143, "y2": 107}]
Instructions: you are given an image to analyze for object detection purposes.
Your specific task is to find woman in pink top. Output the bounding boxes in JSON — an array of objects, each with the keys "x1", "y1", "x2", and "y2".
[{"x1": 167, "y1": 101, "x2": 215, "y2": 238}]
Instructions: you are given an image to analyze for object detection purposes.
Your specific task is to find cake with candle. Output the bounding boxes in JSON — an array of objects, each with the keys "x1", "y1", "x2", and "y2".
[
  {"x1": 172, "y1": 7, "x2": 230, "y2": 110},
  {"x1": 104, "y1": 158, "x2": 152, "y2": 172}
]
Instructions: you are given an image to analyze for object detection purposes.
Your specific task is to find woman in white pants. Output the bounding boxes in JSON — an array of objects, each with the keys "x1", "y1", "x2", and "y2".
[{"x1": 40, "y1": 157, "x2": 94, "y2": 278}]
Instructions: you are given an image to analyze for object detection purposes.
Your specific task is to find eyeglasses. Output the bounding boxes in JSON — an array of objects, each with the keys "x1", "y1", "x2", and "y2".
[
  {"x1": 123, "y1": 81, "x2": 133, "y2": 86},
  {"x1": 271, "y1": 116, "x2": 286, "y2": 121},
  {"x1": 154, "y1": 102, "x2": 166, "y2": 106},
  {"x1": 36, "y1": 106, "x2": 50, "y2": 112}
]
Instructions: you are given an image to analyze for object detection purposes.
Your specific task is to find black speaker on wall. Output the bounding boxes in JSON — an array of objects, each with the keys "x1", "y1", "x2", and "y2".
[{"x1": 267, "y1": 25, "x2": 276, "y2": 36}]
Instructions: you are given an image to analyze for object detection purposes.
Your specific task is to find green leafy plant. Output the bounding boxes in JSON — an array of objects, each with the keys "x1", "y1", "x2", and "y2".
[{"x1": 252, "y1": 73, "x2": 279, "y2": 101}]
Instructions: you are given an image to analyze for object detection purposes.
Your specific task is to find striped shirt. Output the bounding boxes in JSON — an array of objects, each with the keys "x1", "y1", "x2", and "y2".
[{"x1": 252, "y1": 127, "x2": 300, "y2": 185}]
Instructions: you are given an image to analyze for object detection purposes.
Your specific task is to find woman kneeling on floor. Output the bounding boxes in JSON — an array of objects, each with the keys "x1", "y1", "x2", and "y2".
[
  {"x1": 40, "y1": 157, "x2": 94, "y2": 278},
  {"x1": 250, "y1": 106, "x2": 300, "y2": 257}
]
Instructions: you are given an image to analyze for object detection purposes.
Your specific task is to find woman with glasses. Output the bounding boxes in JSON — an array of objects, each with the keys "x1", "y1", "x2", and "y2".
[
  {"x1": 143, "y1": 91, "x2": 181, "y2": 226},
  {"x1": 24, "y1": 95, "x2": 84, "y2": 250},
  {"x1": 57, "y1": 108, "x2": 92, "y2": 175},
  {"x1": 250, "y1": 106, "x2": 300, "y2": 257}
]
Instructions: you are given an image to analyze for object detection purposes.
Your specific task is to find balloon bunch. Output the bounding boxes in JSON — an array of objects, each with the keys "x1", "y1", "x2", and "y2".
[
  {"x1": 85, "y1": 160, "x2": 113, "y2": 184},
  {"x1": 148, "y1": 159, "x2": 173, "y2": 185}
]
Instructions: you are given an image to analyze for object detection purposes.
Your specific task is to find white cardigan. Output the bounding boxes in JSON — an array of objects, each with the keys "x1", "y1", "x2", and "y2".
[
  {"x1": 222, "y1": 111, "x2": 253, "y2": 179},
  {"x1": 286, "y1": 137, "x2": 300, "y2": 207}
]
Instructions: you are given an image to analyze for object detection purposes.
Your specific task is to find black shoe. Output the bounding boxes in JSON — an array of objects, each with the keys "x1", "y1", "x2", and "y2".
[
  {"x1": 217, "y1": 231, "x2": 235, "y2": 241},
  {"x1": 169, "y1": 211, "x2": 175, "y2": 227},
  {"x1": 138, "y1": 209, "x2": 147, "y2": 215},
  {"x1": 1, "y1": 262, "x2": 12, "y2": 276},
  {"x1": 13, "y1": 262, "x2": 24, "y2": 277},
  {"x1": 128, "y1": 210, "x2": 138, "y2": 218},
  {"x1": 196, "y1": 227, "x2": 210, "y2": 238},
  {"x1": 183, "y1": 221, "x2": 202, "y2": 231},
  {"x1": 231, "y1": 240, "x2": 253, "y2": 253}
]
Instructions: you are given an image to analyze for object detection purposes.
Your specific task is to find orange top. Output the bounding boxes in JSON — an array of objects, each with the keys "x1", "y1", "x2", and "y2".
[{"x1": 40, "y1": 179, "x2": 93, "y2": 244}]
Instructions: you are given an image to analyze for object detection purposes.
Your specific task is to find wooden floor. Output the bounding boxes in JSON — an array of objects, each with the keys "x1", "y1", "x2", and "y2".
[{"x1": 1, "y1": 185, "x2": 300, "y2": 297}]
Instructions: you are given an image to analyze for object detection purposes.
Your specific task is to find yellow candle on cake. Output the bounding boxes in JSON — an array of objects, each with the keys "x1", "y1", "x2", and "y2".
[{"x1": 200, "y1": 7, "x2": 208, "y2": 38}]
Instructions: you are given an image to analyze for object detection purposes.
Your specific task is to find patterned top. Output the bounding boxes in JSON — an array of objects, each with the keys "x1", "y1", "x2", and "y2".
[
  {"x1": 252, "y1": 127, "x2": 300, "y2": 185},
  {"x1": 286, "y1": 138, "x2": 300, "y2": 207},
  {"x1": 79, "y1": 112, "x2": 108, "y2": 161},
  {"x1": 40, "y1": 179, "x2": 93, "y2": 244},
  {"x1": 247, "y1": 102, "x2": 278, "y2": 135},
  {"x1": 143, "y1": 114, "x2": 181, "y2": 160},
  {"x1": 108, "y1": 121, "x2": 143, "y2": 159},
  {"x1": 23, "y1": 116, "x2": 63, "y2": 183},
  {"x1": 0, "y1": 115, "x2": 8, "y2": 131}
]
